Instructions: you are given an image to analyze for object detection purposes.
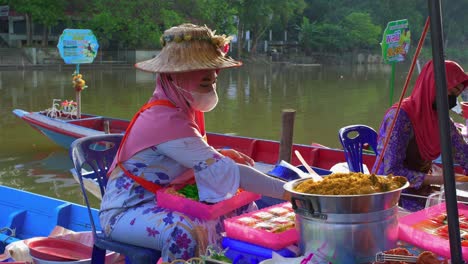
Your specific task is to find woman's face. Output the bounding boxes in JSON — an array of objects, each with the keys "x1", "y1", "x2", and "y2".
[{"x1": 193, "y1": 70, "x2": 217, "y2": 94}]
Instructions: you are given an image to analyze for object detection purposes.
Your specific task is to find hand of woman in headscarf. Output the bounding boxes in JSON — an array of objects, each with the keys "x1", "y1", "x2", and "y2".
[
  {"x1": 425, "y1": 172, "x2": 468, "y2": 184},
  {"x1": 218, "y1": 149, "x2": 255, "y2": 166}
]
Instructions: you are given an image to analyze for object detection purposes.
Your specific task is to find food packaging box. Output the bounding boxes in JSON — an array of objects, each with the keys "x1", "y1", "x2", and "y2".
[
  {"x1": 157, "y1": 186, "x2": 261, "y2": 220},
  {"x1": 398, "y1": 202, "x2": 468, "y2": 259},
  {"x1": 224, "y1": 202, "x2": 298, "y2": 250},
  {"x1": 222, "y1": 237, "x2": 297, "y2": 264}
]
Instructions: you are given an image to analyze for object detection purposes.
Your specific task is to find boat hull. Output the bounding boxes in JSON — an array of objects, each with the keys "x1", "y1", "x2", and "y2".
[
  {"x1": 12, "y1": 108, "x2": 377, "y2": 170},
  {"x1": 0, "y1": 185, "x2": 98, "y2": 252}
]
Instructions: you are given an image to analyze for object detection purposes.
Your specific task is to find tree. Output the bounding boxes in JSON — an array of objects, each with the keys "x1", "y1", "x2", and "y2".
[
  {"x1": 81, "y1": 0, "x2": 165, "y2": 49},
  {"x1": 342, "y1": 12, "x2": 381, "y2": 51},
  {"x1": 234, "y1": 0, "x2": 305, "y2": 56},
  {"x1": 193, "y1": 0, "x2": 238, "y2": 35},
  {"x1": 6, "y1": 0, "x2": 66, "y2": 46},
  {"x1": 9, "y1": 0, "x2": 34, "y2": 45},
  {"x1": 299, "y1": 18, "x2": 345, "y2": 53},
  {"x1": 30, "y1": 0, "x2": 66, "y2": 46}
]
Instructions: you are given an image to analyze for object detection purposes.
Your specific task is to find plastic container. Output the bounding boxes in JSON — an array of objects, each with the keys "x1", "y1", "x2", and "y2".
[
  {"x1": 398, "y1": 202, "x2": 468, "y2": 259},
  {"x1": 31, "y1": 257, "x2": 91, "y2": 264},
  {"x1": 157, "y1": 186, "x2": 261, "y2": 220},
  {"x1": 461, "y1": 101, "x2": 468, "y2": 119},
  {"x1": 27, "y1": 237, "x2": 93, "y2": 261},
  {"x1": 224, "y1": 202, "x2": 298, "y2": 250},
  {"x1": 222, "y1": 237, "x2": 296, "y2": 264}
]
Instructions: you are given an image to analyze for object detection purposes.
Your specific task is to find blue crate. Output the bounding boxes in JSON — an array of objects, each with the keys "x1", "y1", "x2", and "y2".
[{"x1": 222, "y1": 237, "x2": 297, "y2": 264}]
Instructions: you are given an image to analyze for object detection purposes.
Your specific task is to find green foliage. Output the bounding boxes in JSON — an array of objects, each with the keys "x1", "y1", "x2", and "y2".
[
  {"x1": 194, "y1": 0, "x2": 238, "y2": 34},
  {"x1": 159, "y1": 9, "x2": 185, "y2": 29},
  {"x1": 342, "y1": 12, "x2": 381, "y2": 50},
  {"x1": 3, "y1": 0, "x2": 467, "y2": 57},
  {"x1": 299, "y1": 10, "x2": 381, "y2": 54},
  {"x1": 299, "y1": 18, "x2": 344, "y2": 53},
  {"x1": 79, "y1": 0, "x2": 162, "y2": 49}
]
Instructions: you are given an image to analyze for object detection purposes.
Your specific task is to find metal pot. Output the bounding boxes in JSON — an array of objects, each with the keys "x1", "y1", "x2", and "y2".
[{"x1": 283, "y1": 177, "x2": 409, "y2": 263}]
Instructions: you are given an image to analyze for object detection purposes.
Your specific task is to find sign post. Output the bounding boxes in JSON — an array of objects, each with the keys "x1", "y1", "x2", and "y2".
[
  {"x1": 381, "y1": 19, "x2": 410, "y2": 106},
  {"x1": 57, "y1": 29, "x2": 99, "y2": 118}
]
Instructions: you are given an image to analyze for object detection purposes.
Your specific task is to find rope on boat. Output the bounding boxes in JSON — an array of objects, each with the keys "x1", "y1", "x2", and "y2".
[{"x1": 373, "y1": 17, "x2": 431, "y2": 174}]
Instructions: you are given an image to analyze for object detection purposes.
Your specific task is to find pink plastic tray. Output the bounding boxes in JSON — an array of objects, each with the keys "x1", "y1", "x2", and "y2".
[
  {"x1": 224, "y1": 202, "x2": 298, "y2": 250},
  {"x1": 157, "y1": 187, "x2": 261, "y2": 220},
  {"x1": 398, "y1": 202, "x2": 468, "y2": 259}
]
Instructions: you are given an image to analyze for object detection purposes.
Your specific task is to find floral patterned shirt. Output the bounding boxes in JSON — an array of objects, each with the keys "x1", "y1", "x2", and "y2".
[
  {"x1": 372, "y1": 108, "x2": 468, "y2": 211},
  {"x1": 100, "y1": 137, "x2": 240, "y2": 223}
]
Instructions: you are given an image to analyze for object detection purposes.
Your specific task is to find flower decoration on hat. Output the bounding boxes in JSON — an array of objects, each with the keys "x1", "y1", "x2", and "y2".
[
  {"x1": 72, "y1": 71, "x2": 88, "y2": 92},
  {"x1": 159, "y1": 25, "x2": 232, "y2": 55}
]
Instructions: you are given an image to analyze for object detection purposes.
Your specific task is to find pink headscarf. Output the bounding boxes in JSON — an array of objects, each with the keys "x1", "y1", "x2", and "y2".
[
  {"x1": 109, "y1": 70, "x2": 214, "y2": 172},
  {"x1": 395, "y1": 60, "x2": 468, "y2": 161}
]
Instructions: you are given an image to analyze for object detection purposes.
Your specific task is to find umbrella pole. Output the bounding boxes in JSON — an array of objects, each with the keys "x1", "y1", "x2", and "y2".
[{"x1": 428, "y1": 0, "x2": 464, "y2": 262}]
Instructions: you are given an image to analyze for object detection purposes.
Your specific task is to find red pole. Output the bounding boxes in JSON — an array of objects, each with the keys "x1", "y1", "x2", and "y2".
[{"x1": 373, "y1": 17, "x2": 430, "y2": 173}]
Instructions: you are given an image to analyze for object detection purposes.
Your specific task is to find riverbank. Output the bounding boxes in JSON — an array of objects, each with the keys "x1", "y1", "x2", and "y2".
[{"x1": 0, "y1": 46, "x2": 391, "y2": 68}]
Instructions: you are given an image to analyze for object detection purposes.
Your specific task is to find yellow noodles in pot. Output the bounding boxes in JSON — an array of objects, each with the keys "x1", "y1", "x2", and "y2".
[{"x1": 293, "y1": 172, "x2": 407, "y2": 195}]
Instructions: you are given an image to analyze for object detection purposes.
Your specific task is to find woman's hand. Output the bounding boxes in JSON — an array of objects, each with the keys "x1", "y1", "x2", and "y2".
[
  {"x1": 424, "y1": 173, "x2": 468, "y2": 184},
  {"x1": 218, "y1": 149, "x2": 254, "y2": 166}
]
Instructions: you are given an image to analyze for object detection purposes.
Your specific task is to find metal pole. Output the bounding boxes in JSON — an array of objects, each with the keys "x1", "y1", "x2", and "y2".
[{"x1": 427, "y1": 0, "x2": 464, "y2": 262}]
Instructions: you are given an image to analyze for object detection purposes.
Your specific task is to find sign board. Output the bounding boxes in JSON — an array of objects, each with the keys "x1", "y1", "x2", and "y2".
[
  {"x1": 57, "y1": 29, "x2": 99, "y2": 64},
  {"x1": 381, "y1": 19, "x2": 410, "y2": 64}
]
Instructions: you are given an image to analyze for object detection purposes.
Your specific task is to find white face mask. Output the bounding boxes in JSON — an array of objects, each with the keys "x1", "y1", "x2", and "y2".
[
  {"x1": 189, "y1": 89, "x2": 219, "y2": 112},
  {"x1": 172, "y1": 79, "x2": 219, "y2": 112}
]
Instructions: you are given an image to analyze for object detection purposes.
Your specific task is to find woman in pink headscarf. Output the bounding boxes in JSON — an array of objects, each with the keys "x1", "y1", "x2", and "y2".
[
  {"x1": 99, "y1": 24, "x2": 288, "y2": 262},
  {"x1": 372, "y1": 60, "x2": 468, "y2": 212}
]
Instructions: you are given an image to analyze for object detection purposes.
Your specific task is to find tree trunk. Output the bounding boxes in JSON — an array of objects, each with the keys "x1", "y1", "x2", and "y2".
[
  {"x1": 25, "y1": 13, "x2": 32, "y2": 46},
  {"x1": 42, "y1": 26, "x2": 49, "y2": 47},
  {"x1": 237, "y1": 23, "x2": 243, "y2": 59}
]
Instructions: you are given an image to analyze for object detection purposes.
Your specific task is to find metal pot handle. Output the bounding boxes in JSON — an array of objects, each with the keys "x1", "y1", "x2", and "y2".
[{"x1": 291, "y1": 196, "x2": 327, "y2": 220}]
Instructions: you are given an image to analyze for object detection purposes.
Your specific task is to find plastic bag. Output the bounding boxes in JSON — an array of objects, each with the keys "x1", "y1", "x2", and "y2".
[
  {"x1": 259, "y1": 251, "x2": 332, "y2": 264},
  {"x1": 329, "y1": 162, "x2": 369, "y2": 174}
]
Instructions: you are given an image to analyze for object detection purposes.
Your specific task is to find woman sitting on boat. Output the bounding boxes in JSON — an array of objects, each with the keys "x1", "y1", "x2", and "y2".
[
  {"x1": 372, "y1": 60, "x2": 468, "y2": 212},
  {"x1": 99, "y1": 23, "x2": 288, "y2": 262}
]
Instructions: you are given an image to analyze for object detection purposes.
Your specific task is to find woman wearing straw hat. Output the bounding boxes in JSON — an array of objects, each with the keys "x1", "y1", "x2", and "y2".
[
  {"x1": 372, "y1": 60, "x2": 468, "y2": 212},
  {"x1": 100, "y1": 23, "x2": 288, "y2": 262}
]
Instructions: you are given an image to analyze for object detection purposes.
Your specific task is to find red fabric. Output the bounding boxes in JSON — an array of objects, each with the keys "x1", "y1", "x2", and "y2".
[{"x1": 396, "y1": 60, "x2": 468, "y2": 161}]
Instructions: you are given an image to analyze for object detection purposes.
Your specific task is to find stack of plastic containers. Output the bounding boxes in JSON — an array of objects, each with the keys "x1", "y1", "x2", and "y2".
[{"x1": 222, "y1": 202, "x2": 299, "y2": 264}]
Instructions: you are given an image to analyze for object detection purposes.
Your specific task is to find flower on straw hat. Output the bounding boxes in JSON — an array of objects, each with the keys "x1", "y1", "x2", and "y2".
[{"x1": 135, "y1": 23, "x2": 242, "y2": 73}]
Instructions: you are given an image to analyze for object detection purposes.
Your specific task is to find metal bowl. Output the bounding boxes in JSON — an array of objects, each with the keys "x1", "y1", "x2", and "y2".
[{"x1": 283, "y1": 176, "x2": 410, "y2": 215}]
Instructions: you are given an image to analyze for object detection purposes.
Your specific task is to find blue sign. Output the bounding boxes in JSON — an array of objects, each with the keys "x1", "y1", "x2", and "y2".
[{"x1": 57, "y1": 29, "x2": 99, "y2": 64}]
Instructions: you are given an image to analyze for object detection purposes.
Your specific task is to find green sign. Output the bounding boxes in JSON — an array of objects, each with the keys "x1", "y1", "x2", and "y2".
[
  {"x1": 57, "y1": 29, "x2": 99, "y2": 64},
  {"x1": 381, "y1": 19, "x2": 410, "y2": 64}
]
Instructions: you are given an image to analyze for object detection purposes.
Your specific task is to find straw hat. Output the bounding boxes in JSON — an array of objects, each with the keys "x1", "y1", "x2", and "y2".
[{"x1": 135, "y1": 23, "x2": 242, "y2": 73}]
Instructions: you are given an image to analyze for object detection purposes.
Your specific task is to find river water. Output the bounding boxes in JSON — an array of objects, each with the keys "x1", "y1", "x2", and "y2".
[{"x1": 1, "y1": 61, "x2": 457, "y2": 206}]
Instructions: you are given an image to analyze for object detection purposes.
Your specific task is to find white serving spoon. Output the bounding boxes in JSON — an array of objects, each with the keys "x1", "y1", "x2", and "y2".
[{"x1": 294, "y1": 150, "x2": 323, "y2": 181}]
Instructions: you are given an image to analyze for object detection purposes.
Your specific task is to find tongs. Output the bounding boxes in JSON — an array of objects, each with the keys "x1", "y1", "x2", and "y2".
[{"x1": 375, "y1": 252, "x2": 418, "y2": 263}]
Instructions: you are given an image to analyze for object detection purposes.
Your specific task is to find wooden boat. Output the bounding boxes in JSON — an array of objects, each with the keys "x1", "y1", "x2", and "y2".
[
  {"x1": 12, "y1": 108, "x2": 377, "y2": 171},
  {"x1": 0, "y1": 185, "x2": 98, "y2": 253}
]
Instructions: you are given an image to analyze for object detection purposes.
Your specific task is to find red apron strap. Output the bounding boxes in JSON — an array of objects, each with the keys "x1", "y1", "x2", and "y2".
[{"x1": 115, "y1": 99, "x2": 176, "y2": 194}]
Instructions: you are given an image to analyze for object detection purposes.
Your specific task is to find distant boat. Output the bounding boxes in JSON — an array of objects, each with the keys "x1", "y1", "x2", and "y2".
[{"x1": 0, "y1": 185, "x2": 98, "y2": 253}]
